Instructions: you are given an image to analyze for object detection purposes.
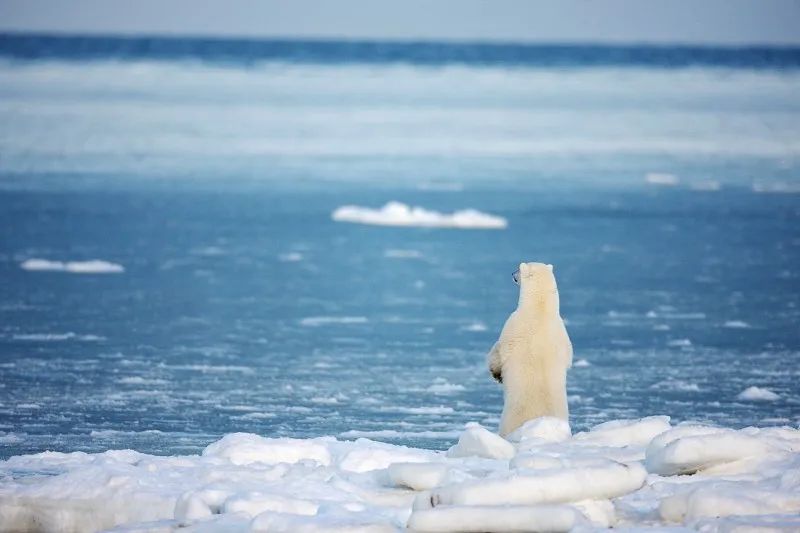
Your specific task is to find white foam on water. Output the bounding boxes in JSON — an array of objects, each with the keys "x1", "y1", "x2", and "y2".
[
  {"x1": 332, "y1": 202, "x2": 507, "y2": 229},
  {"x1": 20, "y1": 259, "x2": 124, "y2": 274}
]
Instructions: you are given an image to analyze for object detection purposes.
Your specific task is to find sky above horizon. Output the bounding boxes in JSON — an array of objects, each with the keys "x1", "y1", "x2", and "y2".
[{"x1": 1, "y1": 0, "x2": 799, "y2": 46}]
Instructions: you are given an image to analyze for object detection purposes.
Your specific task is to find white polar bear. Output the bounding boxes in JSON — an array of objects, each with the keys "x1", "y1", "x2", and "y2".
[{"x1": 488, "y1": 262, "x2": 573, "y2": 436}]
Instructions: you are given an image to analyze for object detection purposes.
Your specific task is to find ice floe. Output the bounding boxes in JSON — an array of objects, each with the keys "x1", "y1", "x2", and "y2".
[
  {"x1": 19, "y1": 258, "x2": 124, "y2": 274},
  {"x1": 331, "y1": 202, "x2": 507, "y2": 229},
  {"x1": 645, "y1": 172, "x2": 679, "y2": 186},
  {"x1": 1, "y1": 416, "x2": 799, "y2": 532},
  {"x1": 738, "y1": 386, "x2": 781, "y2": 401}
]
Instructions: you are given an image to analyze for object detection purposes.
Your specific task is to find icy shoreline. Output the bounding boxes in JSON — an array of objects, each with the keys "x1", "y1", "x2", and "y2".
[{"x1": 1, "y1": 416, "x2": 799, "y2": 532}]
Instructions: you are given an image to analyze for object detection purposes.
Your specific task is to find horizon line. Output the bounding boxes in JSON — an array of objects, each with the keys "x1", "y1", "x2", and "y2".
[{"x1": 3, "y1": 29, "x2": 800, "y2": 51}]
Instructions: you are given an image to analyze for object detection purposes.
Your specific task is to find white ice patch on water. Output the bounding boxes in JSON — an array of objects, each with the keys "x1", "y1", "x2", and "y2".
[
  {"x1": 332, "y1": 202, "x2": 507, "y2": 229},
  {"x1": 12, "y1": 332, "x2": 105, "y2": 342},
  {"x1": 20, "y1": 259, "x2": 124, "y2": 274},
  {"x1": 645, "y1": 172, "x2": 679, "y2": 186},
  {"x1": 459, "y1": 321, "x2": 487, "y2": 332},
  {"x1": 278, "y1": 252, "x2": 303, "y2": 262},
  {"x1": 1, "y1": 417, "x2": 799, "y2": 532},
  {"x1": 384, "y1": 249, "x2": 424, "y2": 259},
  {"x1": 426, "y1": 379, "x2": 466, "y2": 394},
  {"x1": 737, "y1": 386, "x2": 780, "y2": 401},
  {"x1": 573, "y1": 358, "x2": 591, "y2": 367},
  {"x1": 724, "y1": 320, "x2": 752, "y2": 329},
  {"x1": 299, "y1": 316, "x2": 368, "y2": 327}
]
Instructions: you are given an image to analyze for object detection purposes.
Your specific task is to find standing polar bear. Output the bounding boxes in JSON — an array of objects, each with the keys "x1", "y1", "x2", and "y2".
[{"x1": 488, "y1": 262, "x2": 573, "y2": 436}]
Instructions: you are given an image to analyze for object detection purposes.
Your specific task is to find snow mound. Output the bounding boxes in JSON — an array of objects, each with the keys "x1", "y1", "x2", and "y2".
[
  {"x1": 574, "y1": 416, "x2": 671, "y2": 447},
  {"x1": 202, "y1": 433, "x2": 331, "y2": 466},
  {"x1": 506, "y1": 416, "x2": 571, "y2": 444},
  {"x1": 2, "y1": 418, "x2": 799, "y2": 532},
  {"x1": 331, "y1": 202, "x2": 507, "y2": 229},
  {"x1": 737, "y1": 386, "x2": 780, "y2": 401},
  {"x1": 644, "y1": 425, "x2": 793, "y2": 476},
  {"x1": 20, "y1": 258, "x2": 124, "y2": 274},
  {"x1": 446, "y1": 423, "x2": 515, "y2": 460}
]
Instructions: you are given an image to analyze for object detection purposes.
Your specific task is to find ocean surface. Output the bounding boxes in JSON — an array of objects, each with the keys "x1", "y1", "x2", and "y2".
[{"x1": 0, "y1": 34, "x2": 798, "y2": 459}]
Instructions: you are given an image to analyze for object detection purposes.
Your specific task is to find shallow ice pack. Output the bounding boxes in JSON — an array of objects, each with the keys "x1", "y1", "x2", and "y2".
[{"x1": 2, "y1": 418, "x2": 799, "y2": 532}]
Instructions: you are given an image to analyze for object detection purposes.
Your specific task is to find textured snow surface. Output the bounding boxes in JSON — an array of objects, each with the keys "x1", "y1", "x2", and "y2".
[
  {"x1": 1, "y1": 417, "x2": 799, "y2": 532},
  {"x1": 331, "y1": 202, "x2": 507, "y2": 229}
]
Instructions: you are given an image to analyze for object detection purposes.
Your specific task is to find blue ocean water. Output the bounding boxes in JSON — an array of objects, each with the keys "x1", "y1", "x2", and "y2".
[{"x1": 1, "y1": 35, "x2": 799, "y2": 458}]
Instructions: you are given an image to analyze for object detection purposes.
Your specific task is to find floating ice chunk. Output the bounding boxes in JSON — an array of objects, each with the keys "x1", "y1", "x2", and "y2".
[
  {"x1": 431, "y1": 461, "x2": 646, "y2": 506},
  {"x1": 407, "y1": 504, "x2": 586, "y2": 532},
  {"x1": 300, "y1": 316, "x2": 368, "y2": 327},
  {"x1": 202, "y1": 433, "x2": 331, "y2": 466},
  {"x1": 20, "y1": 258, "x2": 124, "y2": 273},
  {"x1": 460, "y1": 321, "x2": 487, "y2": 332},
  {"x1": 650, "y1": 379, "x2": 701, "y2": 392},
  {"x1": 387, "y1": 463, "x2": 449, "y2": 491},
  {"x1": 573, "y1": 358, "x2": 591, "y2": 367},
  {"x1": 426, "y1": 379, "x2": 465, "y2": 394},
  {"x1": 446, "y1": 423, "x2": 515, "y2": 460},
  {"x1": 645, "y1": 173, "x2": 679, "y2": 186},
  {"x1": 384, "y1": 249, "x2": 423, "y2": 259},
  {"x1": 667, "y1": 338, "x2": 692, "y2": 348},
  {"x1": 574, "y1": 416, "x2": 671, "y2": 447},
  {"x1": 723, "y1": 320, "x2": 751, "y2": 329},
  {"x1": 752, "y1": 181, "x2": 800, "y2": 194},
  {"x1": 737, "y1": 386, "x2": 780, "y2": 401},
  {"x1": 278, "y1": 252, "x2": 304, "y2": 262},
  {"x1": 506, "y1": 417, "x2": 571, "y2": 444},
  {"x1": 332, "y1": 202, "x2": 507, "y2": 229},
  {"x1": 12, "y1": 332, "x2": 105, "y2": 342},
  {"x1": 689, "y1": 180, "x2": 721, "y2": 191},
  {"x1": 645, "y1": 427, "x2": 777, "y2": 476}
]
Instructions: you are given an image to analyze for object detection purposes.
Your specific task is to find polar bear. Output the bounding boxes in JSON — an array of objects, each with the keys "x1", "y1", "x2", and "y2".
[{"x1": 488, "y1": 262, "x2": 572, "y2": 436}]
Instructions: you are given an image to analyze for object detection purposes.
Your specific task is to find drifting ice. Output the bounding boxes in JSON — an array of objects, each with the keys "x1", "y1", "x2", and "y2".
[
  {"x1": 1, "y1": 416, "x2": 799, "y2": 532},
  {"x1": 332, "y1": 202, "x2": 507, "y2": 229}
]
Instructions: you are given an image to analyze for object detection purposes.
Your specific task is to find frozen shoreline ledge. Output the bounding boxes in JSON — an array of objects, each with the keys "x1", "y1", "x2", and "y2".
[{"x1": 1, "y1": 416, "x2": 799, "y2": 532}]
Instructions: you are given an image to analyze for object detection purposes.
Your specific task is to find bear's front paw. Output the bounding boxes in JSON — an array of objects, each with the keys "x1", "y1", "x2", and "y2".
[{"x1": 490, "y1": 368, "x2": 503, "y2": 383}]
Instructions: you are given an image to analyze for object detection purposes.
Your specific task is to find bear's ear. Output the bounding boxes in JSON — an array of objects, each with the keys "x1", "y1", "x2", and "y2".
[
  {"x1": 519, "y1": 262, "x2": 527, "y2": 274},
  {"x1": 546, "y1": 264, "x2": 553, "y2": 272}
]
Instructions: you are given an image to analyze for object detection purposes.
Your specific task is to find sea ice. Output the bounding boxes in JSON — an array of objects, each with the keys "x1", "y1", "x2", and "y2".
[
  {"x1": 331, "y1": 202, "x2": 507, "y2": 229},
  {"x1": 20, "y1": 258, "x2": 125, "y2": 273},
  {"x1": 737, "y1": 386, "x2": 780, "y2": 401},
  {"x1": 1, "y1": 416, "x2": 799, "y2": 532}
]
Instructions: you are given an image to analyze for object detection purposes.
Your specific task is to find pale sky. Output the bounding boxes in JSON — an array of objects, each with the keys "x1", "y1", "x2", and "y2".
[{"x1": 1, "y1": 0, "x2": 799, "y2": 46}]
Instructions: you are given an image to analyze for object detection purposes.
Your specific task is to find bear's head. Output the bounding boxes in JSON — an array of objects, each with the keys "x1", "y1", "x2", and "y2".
[{"x1": 514, "y1": 262, "x2": 559, "y2": 311}]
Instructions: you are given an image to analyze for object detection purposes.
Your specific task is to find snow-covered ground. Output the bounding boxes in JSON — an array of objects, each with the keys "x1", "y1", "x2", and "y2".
[{"x1": 2, "y1": 416, "x2": 799, "y2": 532}]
